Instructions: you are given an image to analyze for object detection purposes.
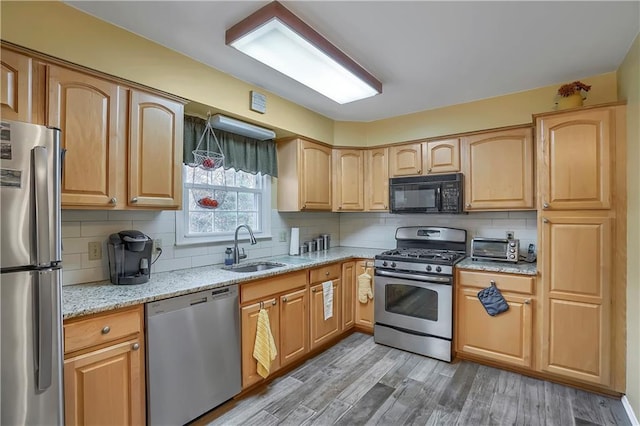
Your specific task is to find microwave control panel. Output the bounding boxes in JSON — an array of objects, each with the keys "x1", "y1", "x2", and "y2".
[{"x1": 441, "y1": 182, "x2": 462, "y2": 213}]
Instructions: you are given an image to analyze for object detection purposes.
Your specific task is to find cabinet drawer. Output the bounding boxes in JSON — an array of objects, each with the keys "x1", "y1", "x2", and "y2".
[
  {"x1": 241, "y1": 271, "x2": 307, "y2": 304},
  {"x1": 64, "y1": 306, "x2": 142, "y2": 354},
  {"x1": 310, "y1": 263, "x2": 341, "y2": 283},
  {"x1": 457, "y1": 270, "x2": 534, "y2": 294}
]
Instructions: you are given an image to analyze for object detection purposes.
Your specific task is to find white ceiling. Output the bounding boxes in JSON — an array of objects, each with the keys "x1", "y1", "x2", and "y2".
[{"x1": 67, "y1": 1, "x2": 639, "y2": 122}]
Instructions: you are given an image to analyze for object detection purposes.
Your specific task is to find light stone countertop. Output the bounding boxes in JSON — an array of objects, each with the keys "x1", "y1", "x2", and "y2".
[
  {"x1": 456, "y1": 257, "x2": 537, "y2": 276},
  {"x1": 62, "y1": 247, "x2": 382, "y2": 320}
]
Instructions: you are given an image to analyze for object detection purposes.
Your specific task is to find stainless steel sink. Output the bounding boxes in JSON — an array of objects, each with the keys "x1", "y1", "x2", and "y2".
[{"x1": 223, "y1": 261, "x2": 286, "y2": 273}]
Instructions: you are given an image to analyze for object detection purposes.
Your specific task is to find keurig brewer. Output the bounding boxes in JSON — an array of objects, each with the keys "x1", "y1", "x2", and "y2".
[{"x1": 107, "y1": 230, "x2": 153, "y2": 285}]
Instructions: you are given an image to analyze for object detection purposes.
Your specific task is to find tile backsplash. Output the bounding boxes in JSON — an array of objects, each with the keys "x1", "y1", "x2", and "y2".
[{"x1": 62, "y1": 209, "x2": 536, "y2": 286}]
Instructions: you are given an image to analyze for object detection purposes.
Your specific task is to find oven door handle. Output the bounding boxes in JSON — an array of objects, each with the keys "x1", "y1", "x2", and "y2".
[{"x1": 375, "y1": 269, "x2": 452, "y2": 284}]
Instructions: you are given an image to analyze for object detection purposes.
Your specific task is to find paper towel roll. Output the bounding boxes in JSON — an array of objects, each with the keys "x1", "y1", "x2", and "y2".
[{"x1": 289, "y1": 228, "x2": 300, "y2": 255}]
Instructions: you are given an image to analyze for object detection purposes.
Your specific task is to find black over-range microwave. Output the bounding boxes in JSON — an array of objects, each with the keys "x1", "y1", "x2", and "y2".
[{"x1": 389, "y1": 173, "x2": 464, "y2": 214}]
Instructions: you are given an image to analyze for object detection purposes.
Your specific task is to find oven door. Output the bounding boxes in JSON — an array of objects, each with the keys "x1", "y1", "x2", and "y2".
[
  {"x1": 389, "y1": 181, "x2": 441, "y2": 213},
  {"x1": 374, "y1": 270, "x2": 452, "y2": 339}
]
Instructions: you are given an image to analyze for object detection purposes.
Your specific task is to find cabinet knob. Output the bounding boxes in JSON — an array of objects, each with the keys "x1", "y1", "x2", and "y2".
[
  {"x1": 465, "y1": 203, "x2": 471, "y2": 208},
  {"x1": 490, "y1": 280, "x2": 496, "y2": 286},
  {"x1": 283, "y1": 297, "x2": 288, "y2": 303},
  {"x1": 272, "y1": 300, "x2": 277, "y2": 306},
  {"x1": 524, "y1": 299, "x2": 531, "y2": 305},
  {"x1": 312, "y1": 288, "x2": 317, "y2": 293},
  {"x1": 131, "y1": 197, "x2": 138, "y2": 203},
  {"x1": 543, "y1": 218, "x2": 549, "y2": 223},
  {"x1": 384, "y1": 205, "x2": 388, "y2": 209},
  {"x1": 109, "y1": 197, "x2": 117, "y2": 204},
  {"x1": 101, "y1": 326, "x2": 110, "y2": 335},
  {"x1": 427, "y1": 168, "x2": 432, "y2": 172},
  {"x1": 417, "y1": 169, "x2": 421, "y2": 174},
  {"x1": 325, "y1": 271, "x2": 330, "y2": 276},
  {"x1": 338, "y1": 206, "x2": 342, "y2": 210},
  {"x1": 543, "y1": 202, "x2": 549, "y2": 209},
  {"x1": 132, "y1": 343, "x2": 140, "y2": 351},
  {"x1": 301, "y1": 204, "x2": 306, "y2": 210}
]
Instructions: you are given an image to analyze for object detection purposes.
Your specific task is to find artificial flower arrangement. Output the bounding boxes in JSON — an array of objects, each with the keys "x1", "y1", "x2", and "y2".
[{"x1": 557, "y1": 81, "x2": 591, "y2": 98}]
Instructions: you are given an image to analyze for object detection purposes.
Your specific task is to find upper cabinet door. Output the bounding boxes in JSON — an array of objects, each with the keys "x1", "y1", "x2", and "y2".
[
  {"x1": 1, "y1": 48, "x2": 33, "y2": 123},
  {"x1": 424, "y1": 138, "x2": 460, "y2": 174},
  {"x1": 462, "y1": 127, "x2": 534, "y2": 211},
  {"x1": 48, "y1": 66, "x2": 121, "y2": 208},
  {"x1": 128, "y1": 90, "x2": 183, "y2": 209},
  {"x1": 389, "y1": 143, "x2": 422, "y2": 176},
  {"x1": 365, "y1": 147, "x2": 389, "y2": 211},
  {"x1": 300, "y1": 140, "x2": 332, "y2": 210},
  {"x1": 537, "y1": 108, "x2": 612, "y2": 210},
  {"x1": 333, "y1": 149, "x2": 364, "y2": 211}
]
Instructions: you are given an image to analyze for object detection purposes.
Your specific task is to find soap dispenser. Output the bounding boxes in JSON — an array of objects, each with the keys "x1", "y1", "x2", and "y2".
[{"x1": 225, "y1": 247, "x2": 233, "y2": 266}]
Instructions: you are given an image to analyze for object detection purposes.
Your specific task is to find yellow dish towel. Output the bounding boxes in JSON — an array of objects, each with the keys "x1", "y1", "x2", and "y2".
[
  {"x1": 358, "y1": 269, "x2": 373, "y2": 303},
  {"x1": 253, "y1": 308, "x2": 277, "y2": 379}
]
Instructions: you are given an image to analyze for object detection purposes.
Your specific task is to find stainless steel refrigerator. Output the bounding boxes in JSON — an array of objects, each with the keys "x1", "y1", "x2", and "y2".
[{"x1": 1, "y1": 119, "x2": 64, "y2": 425}]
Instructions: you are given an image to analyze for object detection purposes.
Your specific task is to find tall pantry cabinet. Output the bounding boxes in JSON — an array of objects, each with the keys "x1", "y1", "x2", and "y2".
[{"x1": 535, "y1": 104, "x2": 626, "y2": 391}]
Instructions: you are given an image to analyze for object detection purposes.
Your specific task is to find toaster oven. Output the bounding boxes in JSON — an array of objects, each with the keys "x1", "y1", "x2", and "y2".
[{"x1": 470, "y1": 237, "x2": 519, "y2": 263}]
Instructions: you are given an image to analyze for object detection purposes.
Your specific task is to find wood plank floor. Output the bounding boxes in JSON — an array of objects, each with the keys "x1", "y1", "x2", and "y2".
[{"x1": 201, "y1": 333, "x2": 631, "y2": 426}]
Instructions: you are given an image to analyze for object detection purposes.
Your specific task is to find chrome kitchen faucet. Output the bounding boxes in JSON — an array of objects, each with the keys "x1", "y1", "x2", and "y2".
[{"x1": 233, "y1": 224, "x2": 257, "y2": 264}]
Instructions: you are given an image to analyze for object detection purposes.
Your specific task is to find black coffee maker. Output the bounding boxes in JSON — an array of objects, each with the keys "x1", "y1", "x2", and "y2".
[{"x1": 107, "y1": 230, "x2": 153, "y2": 285}]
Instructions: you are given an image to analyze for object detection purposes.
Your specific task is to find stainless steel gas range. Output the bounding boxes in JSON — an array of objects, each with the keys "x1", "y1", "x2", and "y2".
[{"x1": 374, "y1": 226, "x2": 467, "y2": 362}]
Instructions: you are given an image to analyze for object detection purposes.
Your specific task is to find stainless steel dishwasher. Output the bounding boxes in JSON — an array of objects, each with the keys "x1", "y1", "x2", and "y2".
[{"x1": 146, "y1": 285, "x2": 241, "y2": 425}]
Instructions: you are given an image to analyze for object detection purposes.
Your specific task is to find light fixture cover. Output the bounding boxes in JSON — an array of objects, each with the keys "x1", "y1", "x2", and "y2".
[
  {"x1": 226, "y1": 1, "x2": 382, "y2": 104},
  {"x1": 209, "y1": 114, "x2": 276, "y2": 140}
]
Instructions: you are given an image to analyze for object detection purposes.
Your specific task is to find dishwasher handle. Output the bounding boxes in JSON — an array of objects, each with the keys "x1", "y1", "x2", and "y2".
[{"x1": 146, "y1": 285, "x2": 238, "y2": 317}]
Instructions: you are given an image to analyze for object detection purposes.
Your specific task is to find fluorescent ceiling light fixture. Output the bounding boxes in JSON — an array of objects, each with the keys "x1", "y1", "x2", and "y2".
[
  {"x1": 226, "y1": 1, "x2": 382, "y2": 104},
  {"x1": 209, "y1": 114, "x2": 276, "y2": 140}
]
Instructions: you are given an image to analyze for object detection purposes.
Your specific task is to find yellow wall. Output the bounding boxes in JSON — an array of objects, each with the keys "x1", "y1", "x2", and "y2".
[
  {"x1": 334, "y1": 73, "x2": 618, "y2": 146},
  {"x1": 618, "y1": 32, "x2": 640, "y2": 417},
  {"x1": 0, "y1": 1, "x2": 334, "y2": 143}
]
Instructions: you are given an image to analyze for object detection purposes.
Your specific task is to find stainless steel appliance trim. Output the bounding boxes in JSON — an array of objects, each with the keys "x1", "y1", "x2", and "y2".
[
  {"x1": 374, "y1": 274, "x2": 453, "y2": 339},
  {"x1": 36, "y1": 270, "x2": 53, "y2": 391},
  {"x1": 33, "y1": 146, "x2": 51, "y2": 267},
  {"x1": 374, "y1": 324, "x2": 452, "y2": 362},
  {"x1": 395, "y1": 226, "x2": 467, "y2": 243},
  {"x1": 374, "y1": 269, "x2": 452, "y2": 283}
]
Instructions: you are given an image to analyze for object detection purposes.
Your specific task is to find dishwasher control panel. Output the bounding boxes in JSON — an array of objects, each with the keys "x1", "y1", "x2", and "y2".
[{"x1": 146, "y1": 285, "x2": 238, "y2": 316}]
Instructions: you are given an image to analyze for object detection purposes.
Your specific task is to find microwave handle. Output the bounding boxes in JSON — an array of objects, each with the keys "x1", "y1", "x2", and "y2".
[{"x1": 436, "y1": 186, "x2": 442, "y2": 211}]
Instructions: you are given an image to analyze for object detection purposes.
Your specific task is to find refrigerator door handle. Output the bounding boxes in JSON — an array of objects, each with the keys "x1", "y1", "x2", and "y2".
[
  {"x1": 33, "y1": 146, "x2": 51, "y2": 266},
  {"x1": 35, "y1": 270, "x2": 54, "y2": 391}
]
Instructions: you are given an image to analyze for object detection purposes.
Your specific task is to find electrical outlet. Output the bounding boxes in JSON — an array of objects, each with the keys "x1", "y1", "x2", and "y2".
[
  {"x1": 153, "y1": 239, "x2": 162, "y2": 252},
  {"x1": 506, "y1": 231, "x2": 515, "y2": 240},
  {"x1": 88, "y1": 242, "x2": 102, "y2": 261},
  {"x1": 279, "y1": 231, "x2": 287, "y2": 242}
]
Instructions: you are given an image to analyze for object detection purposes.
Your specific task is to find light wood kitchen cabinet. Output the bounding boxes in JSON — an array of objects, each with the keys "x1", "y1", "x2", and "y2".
[
  {"x1": 48, "y1": 65, "x2": 124, "y2": 208},
  {"x1": 239, "y1": 271, "x2": 307, "y2": 389},
  {"x1": 538, "y1": 213, "x2": 612, "y2": 386},
  {"x1": 1, "y1": 47, "x2": 45, "y2": 124},
  {"x1": 341, "y1": 261, "x2": 356, "y2": 330},
  {"x1": 456, "y1": 270, "x2": 534, "y2": 368},
  {"x1": 389, "y1": 143, "x2": 423, "y2": 176},
  {"x1": 354, "y1": 260, "x2": 375, "y2": 331},
  {"x1": 277, "y1": 138, "x2": 332, "y2": 211},
  {"x1": 424, "y1": 138, "x2": 460, "y2": 174},
  {"x1": 240, "y1": 298, "x2": 280, "y2": 389},
  {"x1": 461, "y1": 126, "x2": 534, "y2": 210},
  {"x1": 279, "y1": 288, "x2": 308, "y2": 367},
  {"x1": 536, "y1": 108, "x2": 613, "y2": 210},
  {"x1": 332, "y1": 149, "x2": 364, "y2": 211},
  {"x1": 63, "y1": 306, "x2": 145, "y2": 426},
  {"x1": 365, "y1": 147, "x2": 389, "y2": 211},
  {"x1": 310, "y1": 280, "x2": 341, "y2": 350},
  {"x1": 128, "y1": 90, "x2": 183, "y2": 208}
]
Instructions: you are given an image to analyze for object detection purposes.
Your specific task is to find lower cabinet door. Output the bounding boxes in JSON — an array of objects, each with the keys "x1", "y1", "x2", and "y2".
[
  {"x1": 341, "y1": 262, "x2": 355, "y2": 330},
  {"x1": 64, "y1": 338, "x2": 145, "y2": 426},
  {"x1": 240, "y1": 299, "x2": 280, "y2": 389},
  {"x1": 456, "y1": 288, "x2": 533, "y2": 368},
  {"x1": 355, "y1": 261, "x2": 374, "y2": 331},
  {"x1": 310, "y1": 280, "x2": 341, "y2": 350},
  {"x1": 279, "y1": 288, "x2": 308, "y2": 367}
]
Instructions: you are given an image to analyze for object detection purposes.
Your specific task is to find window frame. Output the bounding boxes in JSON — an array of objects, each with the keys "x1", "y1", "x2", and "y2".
[{"x1": 175, "y1": 166, "x2": 272, "y2": 246}]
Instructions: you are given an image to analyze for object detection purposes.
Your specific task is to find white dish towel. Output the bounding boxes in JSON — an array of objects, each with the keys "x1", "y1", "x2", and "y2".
[{"x1": 322, "y1": 280, "x2": 333, "y2": 320}]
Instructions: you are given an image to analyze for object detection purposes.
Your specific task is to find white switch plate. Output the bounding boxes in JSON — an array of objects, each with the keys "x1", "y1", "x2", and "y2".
[
  {"x1": 279, "y1": 231, "x2": 287, "y2": 242},
  {"x1": 88, "y1": 242, "x2": 102, "y2": 261}
]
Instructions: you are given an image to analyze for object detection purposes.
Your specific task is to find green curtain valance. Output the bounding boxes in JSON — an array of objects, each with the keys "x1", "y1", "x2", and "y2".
[{"x1": 183, "y1": 115, "x2": 278, "y2": 177}]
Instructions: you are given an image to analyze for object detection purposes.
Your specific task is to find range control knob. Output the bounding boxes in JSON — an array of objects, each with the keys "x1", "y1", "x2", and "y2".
[
  {"x1": 382, "y1": 261, "x2": 388, "y2": 267},
  {"x1": 509, "y1": 254, "x2": 516, "y2": 259},
  {"x1": 426, "y1": 265, "x2": 432, "y2": 272},
  {"x1": 390, "y1": 262, "x2": 396, "y2": 268},
  {"x1": 510, "y1": 248, "x2": 516, "y2": 253},
  {"x1": 435, "y1": 266, "x2": 442, "y2": 272},
  {"x1": 509, "y1": 242, "x2": 516, "y2": 247}
]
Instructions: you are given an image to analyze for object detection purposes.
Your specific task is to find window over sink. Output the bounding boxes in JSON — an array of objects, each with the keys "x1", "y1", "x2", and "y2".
[{"x1": 176, "y1": 165, "x2": 271, "y2": 245}]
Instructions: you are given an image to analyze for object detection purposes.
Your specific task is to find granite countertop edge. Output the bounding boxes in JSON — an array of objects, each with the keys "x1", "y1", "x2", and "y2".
[
  {"x1": 455, "y1": 257, "x2": 537, "y2": 276},
  {"x1": 62, "y1": 247, "x2": 381, "y2": 320}
]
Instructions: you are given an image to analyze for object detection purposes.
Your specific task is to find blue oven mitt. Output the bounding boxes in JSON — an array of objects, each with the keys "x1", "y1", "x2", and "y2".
[{"x1": 477, "y1": 282, "x2": 509, "y2": 316}]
